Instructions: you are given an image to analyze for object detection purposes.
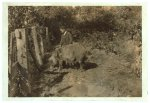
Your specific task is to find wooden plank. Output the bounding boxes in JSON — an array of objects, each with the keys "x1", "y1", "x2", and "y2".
[
  {"x1": 31, "y1": 26, "x2": 43, "y2": 66},
  {"x1": 46, "y1": 27, "x2": 51, "y2": 52},
  {"x1": 9, "y1": 32, "x2": 14, "y2": 74},
  {"x1": 15, "y1": 29, "x2": 28, "y2": 69}
]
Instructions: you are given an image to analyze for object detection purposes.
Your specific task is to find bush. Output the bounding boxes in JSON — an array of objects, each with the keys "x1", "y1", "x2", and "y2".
[{"x1": 8, "y1": 6, "x2": 141, "y2": 45}]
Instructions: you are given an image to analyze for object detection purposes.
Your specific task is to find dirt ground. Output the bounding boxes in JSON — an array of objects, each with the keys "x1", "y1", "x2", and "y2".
[{"x1": 32, "y1": 39, "x2": 142, "y2": 97}]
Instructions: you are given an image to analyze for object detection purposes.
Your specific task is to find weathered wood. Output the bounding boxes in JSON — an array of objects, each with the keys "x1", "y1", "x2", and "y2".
[
  {"x1": 45, "y1": 27, "x2": 51, "y2": 52},
  {"x1": 9, "y1": 32, "x2": 14, "y2": 74},
  {"x1": 31, "y1": 26, "x2": 43, "y2": 66},
  {"x1": 9, "y1": 26, "x2": 50, "y2": 97},
  {"x1": 15, "y1": 29, "x2": 28, "y2": 69},
  {"x1": 9, "y1": 32, "x2": 18, "y2": 75},
  {"x1": 9, "y1": 28, "x2": 32, "y2": 96}
]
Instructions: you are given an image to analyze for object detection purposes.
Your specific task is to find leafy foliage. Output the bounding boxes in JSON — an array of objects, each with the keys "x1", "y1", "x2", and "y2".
[{"x1": 8, "y1": 6, "x2": 141, "y2": 46}]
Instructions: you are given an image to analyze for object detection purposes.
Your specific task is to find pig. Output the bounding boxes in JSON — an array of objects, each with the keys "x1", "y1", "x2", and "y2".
[
  {"x1": 48, "y1": 42, "x2": 90, "y2": 70},
  {"x1": 60, "y1": 42, "x2": 90, "y2": 70},
  {"x1": 48, "y1": 47, "x2": 62, "y2": 70}
]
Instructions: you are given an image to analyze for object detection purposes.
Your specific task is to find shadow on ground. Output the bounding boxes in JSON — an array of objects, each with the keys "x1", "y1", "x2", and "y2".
[{"x1": 84, "y1": 62, "x2": 98, "y2": 70}]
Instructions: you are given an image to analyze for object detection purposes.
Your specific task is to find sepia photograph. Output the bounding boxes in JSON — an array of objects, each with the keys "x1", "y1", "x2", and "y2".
[{"x1": 8, "y1": 6, "x2": 142, "y2": 97}]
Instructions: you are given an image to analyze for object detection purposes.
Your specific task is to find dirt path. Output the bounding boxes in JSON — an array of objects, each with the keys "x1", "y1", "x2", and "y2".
[{"x1": 36, "y1": 47, "x2": 141, "y2": 97}]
